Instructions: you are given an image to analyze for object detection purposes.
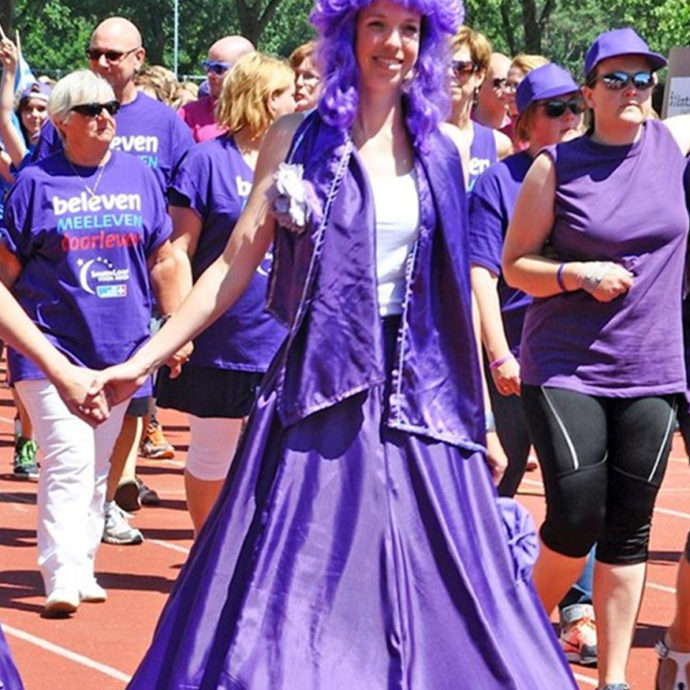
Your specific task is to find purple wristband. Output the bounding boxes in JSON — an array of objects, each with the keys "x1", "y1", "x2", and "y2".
[
  {"x1": 556, "y1": 263, "x2": 567, "y2": 292},
  {"x1": 489, "y1": 353, "x2": 513, "y2": 370}
]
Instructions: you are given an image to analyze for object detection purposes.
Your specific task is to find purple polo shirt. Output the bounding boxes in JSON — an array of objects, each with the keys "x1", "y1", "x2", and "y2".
[
  {"x1": 31, "y1": 92, "x2": 193, "y2": 191},
  {"x1": 521, "y1": 120, "x2": 689, "y2": 396},
  {"x1": 168, "y1": 135, "x2": 285, "y2": 371},
  {"x1": 469, "y1": 150, "x2": 533, "y2": 357},
  {"x1": 178, "y1": 97, "x2": 227, "y2": 143},
  {"x1": 2, "y1": 151, "x2": 171, "y2": 389}
]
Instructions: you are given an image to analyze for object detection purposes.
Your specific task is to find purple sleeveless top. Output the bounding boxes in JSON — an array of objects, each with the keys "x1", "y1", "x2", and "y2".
[
  {"x1": 467, "y1": 123, "x2": 498, "y2": 191},
  {"x1": 521, "y1": 119, "x2": 689, "y2": 397}
]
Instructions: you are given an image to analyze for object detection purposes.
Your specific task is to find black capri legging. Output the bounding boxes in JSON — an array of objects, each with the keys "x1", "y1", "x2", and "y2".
[{"x1": 521, "y1": 385, "x2": 676, "y2": 565}]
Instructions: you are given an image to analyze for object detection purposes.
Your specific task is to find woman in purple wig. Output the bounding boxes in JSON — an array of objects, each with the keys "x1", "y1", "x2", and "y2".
[{"x1": 98, "y1": 0, "x2": 576, "y2": 687}]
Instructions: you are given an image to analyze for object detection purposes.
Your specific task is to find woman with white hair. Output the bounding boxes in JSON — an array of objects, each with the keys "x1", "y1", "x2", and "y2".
[{"x1": 0, "y1": 69, "x2": 185, "y2": 616}]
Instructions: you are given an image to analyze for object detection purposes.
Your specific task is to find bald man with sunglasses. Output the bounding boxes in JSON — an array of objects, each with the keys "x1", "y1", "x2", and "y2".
[
  {"x1": 31, "y1": 16, "x2": 193, "y2": 191},
  {"x1": 178, "y1": 35, "x2": 254, "y2": 143}
]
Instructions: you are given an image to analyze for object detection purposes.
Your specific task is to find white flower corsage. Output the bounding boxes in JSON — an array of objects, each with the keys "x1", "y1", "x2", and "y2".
[{"x1": 267, "y1": 162, "x2": 321, "y2": 234}]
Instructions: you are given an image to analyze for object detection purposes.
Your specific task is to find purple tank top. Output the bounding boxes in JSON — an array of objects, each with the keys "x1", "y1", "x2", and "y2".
[
  {"x1": 520, "y1": 119, "x2": 689, "y2": 397},
  {"x1": 467, "y1": 122, "x2": 497, "y2": 191}
]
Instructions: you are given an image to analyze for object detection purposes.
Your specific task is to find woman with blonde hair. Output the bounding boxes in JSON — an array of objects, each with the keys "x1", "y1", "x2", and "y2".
[
  {"x1": 155, "y1": 52, "x2": 295, "y2": 533},
  {"x1": 445, "y1": 25, "x2": 511, "y2": 190}
]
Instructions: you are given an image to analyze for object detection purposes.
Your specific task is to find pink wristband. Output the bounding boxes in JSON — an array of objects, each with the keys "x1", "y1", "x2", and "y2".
[{"x1": 489, "y1": 353, "x2": 514, "y2": 370}]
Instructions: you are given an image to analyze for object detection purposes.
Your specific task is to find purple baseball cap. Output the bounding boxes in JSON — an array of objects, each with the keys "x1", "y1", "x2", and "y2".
[
  {"x1": 584, "y1": 27, "x2": 667, "y2": 77},
  {"x1": 516, "y1": 63, "x2": 580, "y2": 115},
  {"x1": 18, "y1": 81, "x2": 52, "y2": 103}
]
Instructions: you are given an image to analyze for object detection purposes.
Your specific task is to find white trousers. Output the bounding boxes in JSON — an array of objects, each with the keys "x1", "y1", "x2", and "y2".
[
  {"x1": 16, "y1": 379, "x2": 128, "y2": 594},
  {"x1": 186, "y1": 414, "x2": 244, "y2": 481}
]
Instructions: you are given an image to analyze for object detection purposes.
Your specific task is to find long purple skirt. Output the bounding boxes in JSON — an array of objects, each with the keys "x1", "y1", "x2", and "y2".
[
  {"x1": 129, "y1": 371, "x2": 576, "y2": 689},
  {"x1": 0, "y1": 624, "x2": 24, "y2": 689}
]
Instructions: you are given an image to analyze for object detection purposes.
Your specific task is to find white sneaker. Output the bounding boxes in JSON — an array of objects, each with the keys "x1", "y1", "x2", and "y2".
[
  {"x1": 102, "y1": 501, "x2": 144, "y2": 545},
  {"x1": 80, "y1": 579, "x2": 107, "y2": 603},
  {"x1": 44, "y1": 587, "x2": 79, "y2": 616}
]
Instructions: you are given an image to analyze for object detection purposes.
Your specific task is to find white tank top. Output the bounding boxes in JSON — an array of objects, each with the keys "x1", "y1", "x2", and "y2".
[{"x1": 371, "y1": 171, "x2": 420, "y2": 316}]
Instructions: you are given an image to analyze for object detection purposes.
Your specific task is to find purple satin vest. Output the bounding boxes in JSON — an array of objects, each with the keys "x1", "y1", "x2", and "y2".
[{"x1": 267, "y1": 113, "x2": 485, "y2": 453}]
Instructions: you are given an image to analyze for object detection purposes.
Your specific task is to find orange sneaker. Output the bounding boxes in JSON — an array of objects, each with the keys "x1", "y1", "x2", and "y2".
[
  {"x1": 559, "y1": 603, "x2": 597, "y2": 666},
  {"x1": 140, "y1": 420, "x2": 175, "y2": 459}
]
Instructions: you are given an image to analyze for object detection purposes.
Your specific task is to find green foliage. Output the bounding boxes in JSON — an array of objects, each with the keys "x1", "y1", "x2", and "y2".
[{"x1": 8, "y1": 0, "x2": 690, "y2": 80}]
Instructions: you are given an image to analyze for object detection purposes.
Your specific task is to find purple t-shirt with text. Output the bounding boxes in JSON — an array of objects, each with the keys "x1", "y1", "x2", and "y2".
[
  {"x1": 467, "y1": 122, "x2": 498, "y2": 192},
  {"x1": 168, "y1": 135, "x2": 286, "y2": 371},
  {"x1": 468, "y1": 150, "x2": 533, "y2": 356},
  {"x1": 32, "y1": 91, "x2": 193, "y2": 191},
  {"x1": 521, "y1": 119, "x2": 689, "y2": 396},
  {"x1": 2, "y1": 150, "x2": 171, "y2": 389}
]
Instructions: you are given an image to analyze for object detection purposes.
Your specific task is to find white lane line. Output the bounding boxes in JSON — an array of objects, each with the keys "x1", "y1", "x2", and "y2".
[
  {"x1": 572, "y1": 671, "x2": 598, "y2": 686},
  {"x1": 647, "y1": 582, "x2": 677, "y2": 595},
  {"x1": 655, "y1": 507, "x2": 690, "y2": 520},
  {"x1": 148, "y1": 539, "x2": 190, "y2": 555},
  {"x1": 2, "y1": 623, "x2": 131, "y2": 682},
  {"x1": 520, "y1": 478, "x2": 543, "y2": 488}
]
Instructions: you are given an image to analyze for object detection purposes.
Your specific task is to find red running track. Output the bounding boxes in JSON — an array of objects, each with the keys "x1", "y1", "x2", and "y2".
[{"x1": 0, "y1": 357, "x2": 687, "y2": 689}]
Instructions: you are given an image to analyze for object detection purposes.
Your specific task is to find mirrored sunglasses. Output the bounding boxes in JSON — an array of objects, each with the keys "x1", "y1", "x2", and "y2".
[
  {"x1": 201, "y1": 59, "x2": 231, "y2": 75},
  {"x1": 590, "y1": 71, "x2": 654, "y2": 91}
]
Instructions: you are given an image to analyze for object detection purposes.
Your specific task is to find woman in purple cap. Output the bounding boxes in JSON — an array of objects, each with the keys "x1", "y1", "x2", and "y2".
[
  {"x1": 98, "y1": 0, "x2": 577, "y2": 686},
  {"x1": 470, "y1": 63, "x2": 599, "y2": 667},
  {"x1": 0, "y1": 69, "x2": 186, "y2": 616},
  {"x1": 470, "y1": 62, "x2": 584, "y2": 497},
  {"x1": 503, "y1": 27, "x2": 690, "y2": 690},
  {"x1": 156, "y1": 52, "x2": 294, "y2": 534}
]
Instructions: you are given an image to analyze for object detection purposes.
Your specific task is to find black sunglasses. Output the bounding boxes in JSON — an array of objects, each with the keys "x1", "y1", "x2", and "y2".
[
  {"x1": 589, "y1": 71, "x2": 654, "y2": 91},
  {"x1": 86, "y1": 47, "x2": 139, "y2": 63},
  {"x1": 451, "y1": 60, "x2": 478, "y2": 76},
  {"x1": 71, "y1": 101, "x2": 121, "y2": 118},
  {"x1": 201, "y1": 59, "x2": 231, "y2": 75},
  {"x1": 541, "y1": 97, "x2": 586, "y2": 118},
  {"x1": 492, "y1": 77, "x2": 508, "y2": 90}
]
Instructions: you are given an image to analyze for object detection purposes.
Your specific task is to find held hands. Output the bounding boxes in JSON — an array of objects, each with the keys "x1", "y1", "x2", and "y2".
[{"x1": 51, "y1": 363, "x2": 110, "y2": 427}]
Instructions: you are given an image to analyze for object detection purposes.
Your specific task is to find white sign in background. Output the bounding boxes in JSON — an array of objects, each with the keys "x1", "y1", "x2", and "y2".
[{"x1": 666, "y1": 76, "x2": 690, "y2": 116}]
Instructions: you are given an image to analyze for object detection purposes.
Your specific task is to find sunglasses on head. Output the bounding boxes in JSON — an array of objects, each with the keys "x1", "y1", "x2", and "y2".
[
  {"x1": 589, "y1": 71, "x2": 654, "y2": 91},
  {"x1": 451, "y1": 60, "x2": 478, "y2": 76},
  {"x1": 70, "y1": 100, "x2": 120, "y2": 118},
  {"x1": 201, "y1": 59, "x2": 231, "y2": 75},
  {"x1": 86, "y1": 47, "x2": 139, "y2": 63},
  {"x1": 541, "y1": 96, "x2": 586, "y2": 118}
]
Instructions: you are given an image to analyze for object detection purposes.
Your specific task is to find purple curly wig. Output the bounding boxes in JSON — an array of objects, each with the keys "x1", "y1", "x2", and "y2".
[{"x1": 310, "y1": 0, "x2": 463, "y2": 150}]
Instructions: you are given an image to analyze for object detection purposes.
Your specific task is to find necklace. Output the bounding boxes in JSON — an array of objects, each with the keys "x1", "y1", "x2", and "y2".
[{"x1": 67, "y1": 156, "x2": 108, "y2": 197}]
